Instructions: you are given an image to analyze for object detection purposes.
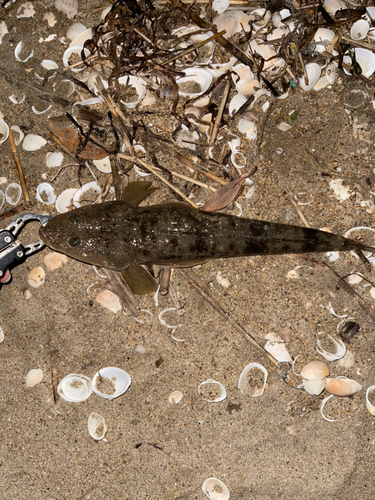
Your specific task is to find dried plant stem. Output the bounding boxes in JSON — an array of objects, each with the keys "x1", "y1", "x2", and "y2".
[
  {"x1": 341, "y1": 35, "x2": 375, "y2": 51},
  {"x1": 170, "y1": 170, "x2": 216, "y2": 191},
  {"x1": 8, "y1": 127, "x2": 29, "y2": 203},
  {"x1": 297, "y1": 50, "x2": 308, "y2": 85},
  {"x1": 158, "y1": 488, "x2": 179, "y2": 500},
  {"x1": 63, "y1": 53, "x2": 99, "y2": 71},
  {"x1": 207, "y1": 79, "x2": 231, "y2": 156},
  {"x1": 288, "y1": 193, "x2": 310, "y2": 228}
]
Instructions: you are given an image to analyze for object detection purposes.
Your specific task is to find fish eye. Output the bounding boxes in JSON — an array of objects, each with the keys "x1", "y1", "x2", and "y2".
[{"x1": 68, "y1": 237, "x2": 81, "y2": 247}]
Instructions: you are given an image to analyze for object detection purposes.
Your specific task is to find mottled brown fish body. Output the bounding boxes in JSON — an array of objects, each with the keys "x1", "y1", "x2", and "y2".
[{"x1": 39, "y1": 201, "x2": 372, "y2": 270}]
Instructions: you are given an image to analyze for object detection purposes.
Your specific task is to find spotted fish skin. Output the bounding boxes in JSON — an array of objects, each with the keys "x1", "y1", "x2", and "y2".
[{"x1": 39, "y1": 201, "x2": 373, "y2": 270}]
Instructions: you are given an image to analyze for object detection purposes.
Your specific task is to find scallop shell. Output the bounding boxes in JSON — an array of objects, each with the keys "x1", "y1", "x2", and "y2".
[
  {"x1": 0, "y1": 120, "x2": 9, "y2": 144},
  {"x1": 5, "y1": 183, "x2": 22, "y2": 205},
  {"x1": 55, "y1": 188, "x2": 77, "y2": 213},
  {"x1": 72, "y1": 181, "x2": 101, "y2": 208},
  {"x1": 176, "y1": 68, "x2": 212, "y2": 98},
  {"x1": 58, "y1": 374, "x2": 92, "y2": 402},
  {"x1": 22, "y1": 134, "x2": 47, "y2": 151},
  {"x1": 325, "y1": 376, "x2": 362, "y2": 397},
  {"x1": 36, "y1": 183, "x2": 56, "y2": 205},
  {"x1": 198, "y1": 379, "x2": 227, "y2": 403},
  {"x1": 366, "y1": 385, "x2": 375, "y2": 416},
  {"x1": 350, "y1": 20, "x2": 369, "y2": 41},
  {"x1": 92, "y1": 367, "x2": 131, "y2": 400},
  {"x1": 316, "y1": 334, "x2": 346, "y2": 361},
  {"x1": 299, "y1": 63, "x2": 321, "y2": 91},
  {"x1": 63, "y1": 46, "x2": 90, "y2": 72},
  {"x1": 168, "y1": 391, "x2": 183, "y2": 404},
  {"x1": 237, "y1": 119, "x2": 257, "y2": 140},
  {"x1": 238, "y1": 362, "x2": 268, "y2": 397},
  {"x1": 300, "y1": 360, "x2": 329, "y2": 395},
  {"x1": 88, "y1": 413, "x2": 107, "y2": 440},
  {"x1": 25, "y1": 369, "x2": 43, "y2": 387},
  {"x1": 118, "y1": 75, "x2": 147, "y2": 109},
  {"x1": 202, "y1": 478, "x2": 230, "y2": 500}
]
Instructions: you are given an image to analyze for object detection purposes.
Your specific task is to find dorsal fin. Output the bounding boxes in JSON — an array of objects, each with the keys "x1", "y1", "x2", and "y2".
[{"x1": 120, "y1": 181, "x2": 158, "y2": 207}]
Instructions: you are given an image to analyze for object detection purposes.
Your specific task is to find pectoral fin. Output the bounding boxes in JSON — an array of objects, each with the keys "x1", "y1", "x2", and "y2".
[
  {"x1": 121, "y1": 263, "x2": 158, "y2": 295},
  {"x1": 120, "y1": 181, "x2": 157, "y2": 207}
]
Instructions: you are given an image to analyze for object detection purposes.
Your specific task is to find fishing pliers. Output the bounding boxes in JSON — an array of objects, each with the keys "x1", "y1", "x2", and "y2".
[{"x1": 0, "y1": 213, "x2": 52, "y2": 277}]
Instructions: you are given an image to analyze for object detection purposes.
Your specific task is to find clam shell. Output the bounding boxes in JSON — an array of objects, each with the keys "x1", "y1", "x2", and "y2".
[
  {"x1": 63, "y1": 46, "x2": 90, "y2": 72},
  {"x1": 323, "y1": 0, "x2": 347, "y2": 16},
  {"x1": 28, "y1": 266, "x2": 45, "y2": 288},
  {"x1": 25, "y1": 369, "x2": 43, "y2": 387},
  {"x1": 58, "y1": 374, "x2": 92, "y2": 402},
  {"x1": 300, "y1": 360, "x2": 329, "y2": 395},
  {"x1": 212, "y1": 0, "x2": 229, "y2": 14},
  {"x1": 92, "y1": 367, "x2": 131, "y2": 400},
  {"x1": 208, "y1": 57, "x2": 237, "y2": 78},
  {"x1": 325, "y1": 376, "x2": 362, "y2": 397},
  {"x1": 14, "y1": 41, "x2": 33, "y2": 62},
  {"x1": 96, "y1": 289, "x2": 121, "y2": 313},
  {"x1": 320, "y1": 395, "x2": 336, "y2": 422},
  {"x1": 228, "y1": 93, "x2": 247, "y2": 116},
  {"x1": 299, "y1": 63, "x2": 321, "y2": 91},
  {"x1": 366, "y1": 385, "x2": 375, "y2": 416},
  {"x1": 66, "y1": 22, "x2": 87, "y2": 41},
  {"x1": 238, "y1": 362, "x2": 268, "y2": 397},
  {"x1": 347, "y1": 48, "x2": 375, "y2": 78},
  {"x1": 118, "y1": 75, "x2": 147, "y2": 109},
  {"x1": 41, "y1": 59, "x2": 58, "y2": 70},
  {"x1": 55, "y1": 188, "x2": 77, "y2": 213},
  {"x1": 230, "y1": 151, "x2": 246, "y2": 169},
  {"x1": 202, "y1": 478, "x2": 230, "y2": 500},
  {"x1": 213, "y1": 11, "x2": 249, "y2": 39},
  {"x1": 313, "y1": 28, "x2": 335, "y2": 43},
  {"x1": 46, "y1": 151, "x2": 63, "y2": 168},
  {"x1": 176, "y1": 68, "x2": 212, "y2": 98},
  {"x1": 198, "y1": 379, "x2": 227, "y2": 403},
  {"x1": 36, "y1": 183, "x2": 56, "y2": 205},
  {"x1": 350, "y1": 20, "x2": 369, "y2": 41},
  {"x1": 237, "y1": 119, "x2": 257, "y2": 140},
  {"x1": 93, "y1": 156, "x2": 111, "y2": 173},
  {"x1": 5, "y1": 183, "x2": 22, "y2": 205},
  {"x1": 249, "y1": 8, "x2": 271, "y2": 30},
  {"x1": 22, "y1": 134, "x2": 47, "y2": 151},
  {"x1": 168, "y1": 391, "x2": 183, "y2": 404},
  {"x1": 11, "y1": 126, "x2": 24, "y2": 146},
  {"x1": 72, "y1": 181, "x2": 101, "y2": 208},
  {"x1": 88, "y1": 413, "x2": 107, "y2": 440},
  {"x1": 236, "y1": 78, "x2": 259, "y2": 97},
  {"x1": 69, "y1": 28, "x2": 92, "y2": 48},
  {"x1": 316, "y1": 334, "x2": 346, "y2": 361},
  {"x1": 0, "y1": 120, "x2": 9, "y2": 144}
]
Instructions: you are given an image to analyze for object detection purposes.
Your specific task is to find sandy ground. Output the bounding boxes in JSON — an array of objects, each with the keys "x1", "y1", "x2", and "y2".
[{"x1": 1, "y1": 1, "x2": 375, "y2": 499}]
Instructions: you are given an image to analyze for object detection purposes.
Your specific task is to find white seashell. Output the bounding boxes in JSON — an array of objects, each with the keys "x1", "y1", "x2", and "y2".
[
  {"x1": 5, "y1": 183, "x2": 22, "y2": 205},
  {"x1": 317, "y1": 334, "x2": 346, "y2": 361},
  {"x1": 238, "y1": 362, "x2": 268, "y2": 397},
  {"x1": 208, "y1": 57, "x2": 237, "y2": 78},
  {"x1": 0, "y1": 190, "x2": 4, "y2": 210},
  {"x1": 232, "y1": 63, "x2": 253, "y2": 80},
  {"x1": 41, "y1": 59, "x2": 58, "y2": 70},
  {"x1": 176, "y1": 128, "x2": 200, "y2": 150},
  {"x1": 280, "y1": 8, "x2": 291, "y2": 20},
  {"x1": 92, "y1": 367, "x2": 131, "y2": 400},
  {"x1": 237, "y1": 119, "x2": 257, "y2": 140},
  {"x1": 36, "y1": 183, "x2": 56, "y2": 205},
  {"x1": 26, "y1": 369, "x2": 43, "y2": 387},
  {"x1": 101, "y1": 6, "x2": 111, "y2": 19},
  {"x1": 349, "y1": 48, "x2": 375, "y2": 78},
  {"x1": 28, "y1": 267, "x2": 45, "y2": 288},
  {"x1": 366, "y1": 385, "x2": 375, "y2": 416},
  {"x1": 31, "y1": 103, "x2": 52, "y2": 115},
  {"x1": 236, "y1": 78, "x2": 259, "y2": 97},
  {"x1": 96, "y1": 289, "x2": 121, "y2": 313},
  {"x1": 323, "y1": 0, "x2": 346, "y2": 16},
  {"x1": 249, "y1": 40, "x2": 283, "y2": 73},
  {"x1": 212, "y1": 0, "x2": 229, "y2": 14},
  {"x1": 44, "y1": 252, "x2": 68, "y2": 271},
  {"x1": 11, "y1": 126, "x2": 24, "y2": 146},
  {"x1": 58, "y1": 373, "x2": 92, "y2": 402},
  {"x1": 46, "y1": 151, "x2": 63, "y2": 168},
  {"x1": 69, "y1": 28, "x2": 92, "y2": 48},
  {"x1": 313, "y1": 28, "x2": 335, "y2": 43},
  {"x1": 299, "y1": 63, "x2": 321, "y2": 91},
  {"x1": 313, "y1": 75, "x2": 330, "y2": 91},
  {"x1": 0, "y1": 325, "x2": 3, "y2": 342},
  {"x1": 17, "y1": 1, "x2": 35, "y2": 18},
  {"x1": 73, "y1": 181, "x2": 101, "y2": 208},
  {"x1": 230, "y1": 151, "x2": 246, "y2": 169},
  {"x1": 14, "y1": 41, "x2": 33, "y2": 62},
  {"x1": 88, "y1": 413, "x2": 107, "y2": 440},
  {"x1": 66, "y1": 22, "x2": 87, "y2": 41},
  {"x1": 0, "y1": 120, "x2": 9, "y2": 144},
  {"x1": 0, "y1": 20, "x2": 8, "y2": 45},
  {"x1": 267, "y1": 27, "x2": 287, "y2": 42},
  {"x1": 93, "y1": 156, "x2": 111, "y2": 173},
  {"x1": 198, "y1": 379, "x2": 227, "y2": 402},
  {"x1": 329, "y1": 178, "x2": 352, "y2": 201},
  {"x1": 228, "y1": 135, "x2": 241, "y2": 153},
  {"x1": 22, "y1": 134, "x2": 47, "y2": 151},
  {"x1": 326, "y1": 62, "x2": 337, "y2": 84},
  {"x1": 213, "y1": 11, "x2": 249, "y2": 39},
  {"x1": 300, "y1": 360, "x2": 329, "y2": 395},
  {"x1": 168, "y1": 391, "x2": 183, "y2": 404},
  {"x1": 117, "y1": 75, "x2": 147, "y2": 109},
  {"x1": 55, "y1": 188, "x2": 77, "y2": 213},
  {"x1": 320, "y1": 395, "x2": 336, "y2": 422},
  {"x1": 63, "y1": 46, "x2": 90, "y2": 72},
  {"x1": 55, "y1": 0, "x2": 78, "y2": 19},
  {"x1": 272, "y1": 12, "x2": 282, "y2": 28},
  {"x1": 134, "y1": 165, "x2": 151, "y2": 177},
  {"x1": 202, "y1": 478, "x2": 230, "y2": 500},
  {"x1": 177, "y1": 68, "x2": 212, "y2": 98},
  {"x1": 229, "y1": 93, "x2": 247, "y2": 116},
  {"x1": 367, "y1": 7, "x2": 375, "y2": 21},
  {"x1": 9, "y1": 93, "x2": 25, "y2": 104},
  {"x1": 249, "y1": 8, "x2": 271, "y2": 30},
  {"x1": 264, "y1": 334, "x2": 291, "y2": 362},
  {"x1": 325, "y1": 376, "x2": 362, "y2": 397},
  {"x1": 350, "y1": 20, "x2": 369, "y2": 41}
]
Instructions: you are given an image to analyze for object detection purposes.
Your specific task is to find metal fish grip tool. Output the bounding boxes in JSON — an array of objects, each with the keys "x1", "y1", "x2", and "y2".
[{"x1": 0, "y1": 213, "x2": 52, "y2": 277}]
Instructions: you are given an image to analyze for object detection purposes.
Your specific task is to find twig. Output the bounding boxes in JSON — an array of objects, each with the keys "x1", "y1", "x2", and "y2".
[
  {"x1": 170, "y1": 170, "x2": 216, "y2": 191},
  {"x1": 288, "y1": 193, "x2": 310, "y2": 228},
  {"x1": 49, "y1": 163, "x2": 80, "y2": 183},
  {"x1": 63, "y1": 53, "x2": 99, "y2": 71},
  {"x1": 207, "y1": 79, "x2": 231, "y2": 156},
  {"x1": 8, "y1": 127, "x2": 29, "y2": 203},
  {"x1": 158, "y1": 487, "x2": 179, "y2": 500}
]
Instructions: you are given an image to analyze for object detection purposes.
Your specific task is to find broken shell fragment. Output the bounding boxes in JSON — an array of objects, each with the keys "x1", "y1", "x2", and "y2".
[
  {"x1": 36, "y1": 183, "x2": 56, "y2": 205},
  {"x1": 168, "y1": 391, "x2": 183, "y2": 404},
  {"x1": 92, "y1": 367, "x2": 131, "y2": 400},
  {"x1": 238, "y1": 362, "x2": 268, "y2": 397},
  {"x1": 320, "y1": 395, "x2": 336, "y2": 422},
  {"x1": 198, "y1": 379, "x2": 227, "y2": 403},
  {"x1": 58, "y1": 374, "x2": 92, "y2": 402},
  {"x1": 325, "y1": 377, "x2": 362, "y2": 397},
  {"x1": 96, "y1": 289, "x2": 121, "y2": 313},
  {"x1": 0, "y1": 120, "x2": 9, "y2": 144},
  {"x1": 118, "y1": 75, "x2": 147, "y2": 109},
  {"x1": 237, "y1": 118, "x2": 257, "y2": 140},
  {"x1": 63, "y1": 46, "x2": 90, "y2": 72},
  {"x1": 28, "y1": 267, "x2": 45, "y2": 288},
  {"x1": 316, "y1": 334, "x2": 346, "y2": 361},
  {"x1": 202, "y1": 478, "x2": 230, "y2": 500},
  {"x1": 5, "y1": 183, "x2": 22, "y2": 205},
  {"x1": 264, "y1": 334, "x2": 291, "y2": 362},
  {"x1": 56, "y1": 188, "x2": 77, "y2": 213},
  {"x1": 14, "y1": 41, "x2": 33, "y2": 62},
  {"x1": 46, "y1": 152, "x2": 64, "y2": 168},
  {"x1": 93, "y1": 156, "x2": 111, "y2": 173},
  {"x1": 11, "y1": 125, "x2": 24, "y2": 145},
  {"x1": 44, "y1": 252, "x2": 68, "y2": 271},
  {"x1": 300, "y1": 360, "x2": 329, "y2": 395},
  {"x1": 366, "y1": 385, "x2": 375, "y2": 416},
  {"x1": 22, "y1": 134, "x2": 47, "y2": 151},
  {"x1": 299, "y1": 63, "x2": 321, "y2": 91},
  {"x1": 176, "y1": 68, "x2": 212, "y2": 97},
  {"x1": 88, "y1": 413, "x2": 107, "y2": 441},
  {"x1": 66, "y1": 22, "x2": 87, "y2": 41},
  {"x1": 25, "y1": 369, "x2": 43, "y2": 387}
]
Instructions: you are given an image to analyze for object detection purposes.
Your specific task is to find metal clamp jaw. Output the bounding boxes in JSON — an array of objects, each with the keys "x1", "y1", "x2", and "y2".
[{"x1": 0, "y1": 213, "x2": 52, "y2": 277}]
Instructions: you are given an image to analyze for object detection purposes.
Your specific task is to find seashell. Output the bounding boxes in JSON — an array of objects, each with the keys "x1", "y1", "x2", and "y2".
[
  {"x1": 11, "y1": 126, "x2": 24, "y2": 146},
  {"x1": 177, "y1": 68, "x2": 212, "y2": 98},
  {"x1": 237, "y1": 118, "x2": 257, "y2": 140},
  {"x1": 366, "y1": 385, "x2": 375, "y2": 416},
  {"x1": 22, "y1": 134, "x2": 47, "y2": 151},
  {"x1": 69, "y1": 28, "x2": 92, "y2": 48},
  {"x1": 96, "y1": 289, "x2": 121, "y2": 313},
  {"x1": 0, "y1": 326, "x2": 4, "y2": 342},
  {"x1": 325, "y1": 376, "x2": 362, "y2": 397},
  {"x1": 31, "y1": 103, "x2": 52, "y2": 115},
  {"x1": 249, "y1": 40, "x2": 283, "y2": 73},
  {"x1": 55, "y1": 188, "x2": 77, "y2": 213},
  {"x1": 238, "y1": 362, "x2": 268, "y2": 397},
  {"x1": 168, "y1": 391, "x2": 183, "y2": 404},
  {"x1": 350, "y1": 20, "x2": 369, "y2": 41},
  {"x1": 326, "y1": 62, "x2": 337, "y2": 84},
  {"x1": 367, "y1": 7, "x2": 375, "y2": 22},
  {"x1": 58, "y1": 374, "x2": 92, "y2": 402},
  {"x1": 92, "y1": 367, "x2": 131, "y2": 400},
  {"x1": 313, "y1": 28, "x2": 335, "y2": 43},
  {"x1": 46, "y1": 151, "x2": 63, "y2": 168},
  {"x1": 0, "y1": 120, "x2": 9, "y2": 144},
  {"x1": 73, "y1": 181, "x2": 101, "y2": 208},
  {"x1": 88, "y1": 413, "x2": 107, "y2": 440},
  {"x1": 299, "y1": 63, "x2": 321, "y2": 91},
  {"x1": 63, "y1": 46, "x2": 90, "y2": 72},
  {"x1": 176, "y1": 127, "x2": 200, "y2": 150},
  {"x1": 323, "y1": 0, "x2": 346, "y2": 16},
  {"x1": 208, "y1": 57, "x2": 237, "y2": 78},
  {"x1": 66, "y1": 22, "x2": 87, "y2": 41},
  {"x1": 36, "y1": 183, "x2": 56, "y2": 205},
  {"x1": 249, "y1": 8, "x2": 271, "y2": 30},
  {"x1": 9, "y1": 93, "x2": 25, "y2": 104},
  {"x1": 320, "y1": 395, "x2": 336, "y2": 422},
  {"x1": 202, "y1": 478, "x2": 230, "y2": 500},
  {"x1": 213, "y1": 11, "x2": 249, "y2": 39},
  {"x1": 236, "y1": 78, "x2": 260, "y2": 97},
  {"x1": 313, "y1": 75, "x2": 330, "y2": 91},
  {"x1": 264, "y1": 334, "x2": 291, "y2": 363},
  {"x1": 349, "y1": 48, "x2": 375, "y2": 79},
  {"x1": 316, "y1": 334, "x2": 346, "y2": 361},
  {"x1": 28, "y1": 266, "x2": 45, "y2": 288},
  {"x1": 117, "y1": 75, "x2": 147, "y2": 109},
  {"x1": 232, "y1": 63, "x2": 253, "y2": 80},
  {"x1": 300, "y1": 360, "x2": 329, "y2": 395},
  {"x1": 229, "y1": 93, "x2": 247, "y2": 116},
  {"x1": 44, "y1": 252, "x2": 68, "y2": 271},
  {"x1": 14, "y1": 41, "x2": 33, "y2": 62},
  {"x1": 0, "y1": 190, "x2": 4, "y2": 210},
  {"x1": 198, "y1": 379, "x2": 227, "y2": 403},
  {"x1": 230, "y1": 151, "x2": 246, "y2": 169},
  {"x1": 267, "y1": 27, "x2": 287, "y2": 42},
  {"x1": 41, "y1": 59, "x2": 58, "y2": 70},
  {"x1": 25, "y1": 369, "x2": 43, "y2": 387},
  {"x1": 93, "y1": 156, "x2": 111, "y2": 173},
  {"x1": 212, "y1": 0, "x2": 229, "y2": 14},
  {"x1": 5, "y1": 183, "x2": 22, "y2": 206}
]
